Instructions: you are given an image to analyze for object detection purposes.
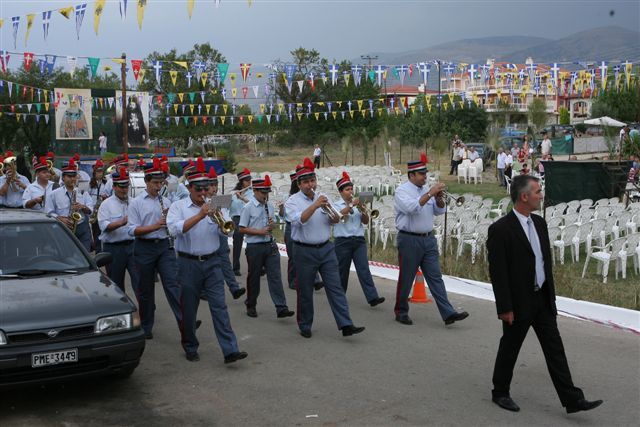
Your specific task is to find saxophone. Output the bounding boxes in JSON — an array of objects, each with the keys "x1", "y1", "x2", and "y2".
[
  {"x1": 89, "y1": 183, "x2": 103, "y2": 224},
  {"x1": 158, "y1": 193, "x2": 174, "y2": 249},
  {"x1": 69, "y1": 189, "x2": 83, "y2": 233}
]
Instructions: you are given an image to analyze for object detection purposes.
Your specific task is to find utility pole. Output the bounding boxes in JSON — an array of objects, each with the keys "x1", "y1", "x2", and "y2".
[
  {"x1": 360, "y1": 54, "x2": 378, "y2": 70},
  {"x1": 437, "y1": 59, "x2": 442, "y2": 135},
  {"x1": 120, "y1": 52, "x2": 128, "y2": 154}
]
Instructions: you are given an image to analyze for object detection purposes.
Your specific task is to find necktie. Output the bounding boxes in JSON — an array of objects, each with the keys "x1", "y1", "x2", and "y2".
[{"x1": 527, "y1": 218, "x2": 546, "y2": 290}]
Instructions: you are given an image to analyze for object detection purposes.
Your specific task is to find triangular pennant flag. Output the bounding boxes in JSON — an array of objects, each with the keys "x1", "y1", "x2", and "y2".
[
  {"x1": 176, "y1": 93, "x2": 184, "y2": 102},
  {"x1": 189, "y1": 104, "x2": 195, "y2": 114},
  {"x1": 252, "y1": 85, "x2": 259, "y2": 98},
  {"x1": 42, "y1": 11, "x2": 53, "y2": 41},
  {"x1": 94, "y1": 0, "x2": 106, "y2": 35},
  {"x1": 240, "y1": 63, "x2": 251, "y2": 81},
  {"x1": 220, "y1": 116, "x2": 226, "y2": 125},
  {"x1": 296, "y1": 80, "x2": 304, "y2": 92},
  {"x1": 119, "y1": 0, "x2": 128, "y2": 20},
  {"x1": 75, "y1": 4, "x2": 87, "y2": 40},
  {"x1": 217, "y1": 63, "x2": 229, "y2": 83},
  {"x1": 188, "y1": 92, "x2": 196, "y2": 103},
  {"x1": 12, "y1": 16, "x2": 20, "y2": 48},
  {"x1": 137, "y1": 0, "x2": 146, "y2": 29},
  {"x1": 25, "y1": 14, "x2": 35, "y2": 45},
  {"x1": 173, "y1": 104, "x2": 179, "y2": 114},
  {"x1": 231, "y1": 88, "x2": 237, "y2": 98},
  {"x1": 59, "y1": 7, "x2": 73, "y2": 18},
  {"x1": 242, "y1": 87, "x2": 248, "y2": 98},
  {"x1": 153, "y1": 60, "x2": 162, "y2": 84},
  {"x1": 23, "y1": 53, "x2": 35, "y2": 72},
  {"x1": 131, "y1": 59, "x2": 142, "y2": 80},
  {"x1": 0, "y1": 50, "x2": 9, "y2": 73},
  {"x1": 187, "y1": 0, "x2": 195, "y2": 18},
  {"x1": 87, "y1": 57, "x2": 100, "y2": 78},
  {"x1": 138, "y1": 68, "x2": 146, "y2": 81},
  {"x1": 107, "y1": 97, "x2": 114, "y2": 108},
  {"x1": 174, "y1": 61, "x2": 188, "y2": 70},
  {"x1": 169, "y1": 70, "x2": 178, "y2": 86}
]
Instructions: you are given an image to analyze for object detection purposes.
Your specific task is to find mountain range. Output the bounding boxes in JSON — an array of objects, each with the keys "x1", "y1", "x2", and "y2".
[{"x1": 356, "y1": 26, "x2": 639, "y2": 65}]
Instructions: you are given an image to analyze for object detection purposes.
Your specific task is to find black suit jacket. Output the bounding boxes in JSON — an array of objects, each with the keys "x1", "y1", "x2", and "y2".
[{"x1": 487, "y1": 210, "x2": 557, "y2": 320}]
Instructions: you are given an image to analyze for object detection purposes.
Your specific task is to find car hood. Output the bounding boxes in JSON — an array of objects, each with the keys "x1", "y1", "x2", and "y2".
[{"x1": 0, "y1": 271, "x2": 133, "y2": 332}]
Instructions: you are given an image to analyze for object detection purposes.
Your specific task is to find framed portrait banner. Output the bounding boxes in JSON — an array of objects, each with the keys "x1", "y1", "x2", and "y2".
[
  {"x1": 54, "y1": 88, "x2": 93, "y2": 139},
  {"x1": 115, "y1": 91, "x2": 150, "y2": 147}
]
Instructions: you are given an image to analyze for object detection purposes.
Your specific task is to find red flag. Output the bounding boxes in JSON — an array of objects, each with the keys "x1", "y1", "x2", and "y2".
[
  {"x1": 23, "y1": 52, "x2": 35, "y2": 72},
  {"x1": 240, "y1": 63, "x2": 251, "y2": 81},
  {"x1": 131, "y1": 59, "x2": 143, "y2": 81}
]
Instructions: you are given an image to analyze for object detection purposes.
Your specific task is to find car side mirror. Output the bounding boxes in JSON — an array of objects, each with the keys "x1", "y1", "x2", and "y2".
[{"x1": 94, "y1": 252, "x2": 113, "y2": 268}]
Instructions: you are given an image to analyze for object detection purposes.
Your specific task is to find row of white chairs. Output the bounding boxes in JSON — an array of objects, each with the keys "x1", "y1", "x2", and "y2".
[
  {"x1": 581, "y1": 233, "x2": 640, "y2": 283},
  {"x1": 457, "y1": 159, "x2": 484, "y2": 184}
]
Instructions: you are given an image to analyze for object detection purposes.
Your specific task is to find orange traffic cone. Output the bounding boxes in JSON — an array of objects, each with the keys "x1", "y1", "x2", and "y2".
[{"x1": 409, "y1": 269, "x2": 433, "y2": 303}]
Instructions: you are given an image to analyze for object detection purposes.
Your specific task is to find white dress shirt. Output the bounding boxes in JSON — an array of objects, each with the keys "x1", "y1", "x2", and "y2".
[
  {"x1": 22, "y1": 181, "x2": 54, "y2": 211},
  {"x1": 167, "y1": 197, "x2": 223, "y2": 255},
  {"x1": 98, "y1": 194, "x2": 134, "y2": 243},
  {"x1": 285, "y1": 190, "x2": 332, "y2": 244},
  {"x1": 127, "y1": 189, "x2": 172, "y2": 239},
  {"x1": 394, "y1": 181, "x2": 445, "y2": 233}
]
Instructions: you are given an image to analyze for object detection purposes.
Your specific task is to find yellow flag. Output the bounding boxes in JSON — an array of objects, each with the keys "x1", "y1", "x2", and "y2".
[
  {"x1": 317, "y1": 102, "x2": 324, "y2": 107},
  {"x1": 332, "y1": 112, "x2": 337, "y2": 120},
  {"x1": 25, "y1": 14, "x2": 35, "y2": 44},
  {"x1": 189, "y1": 104, "x2": 195, "y2": 114},
  {"x1": 94, "y1": 0, "x2": 105, "y2": 35},
  {"x1": 410, "y1": 105, "x2": 415, "y2": 113},
  {"x1": 256, "y1": 73, "x2": 263, "y2": 78},
  {"x1": 314, "y1": 113, "x2": 320, "y2": 120},
  {"x1": 169, "y1": 71, "x2": 178, "y2": 86},
  {"x1": 349, "y1": 111, "x2": 355, "y2": 119},
  {"x1": 427, "y1": 104, "x2": 432, "y2": 112},
  {"x1": 361, "y1": 110, "x2": 366, "y2": 118},
  {"x1": 336, "y1": 101, "x2": 343, "y2": 108},
  {"x1": 44, "y1": 102, "x2": 50, "y2": 112},
  {"x1": 0, "y1": 19, "x2": 4, "y2": 29},
  {"x1": 103, "y1": 66, "x2": 112, "y2": 72},
  {"x1": 138, "y1": 68, "x2": 146, "y2": 81},
  {"x1": 296, "y1": 113, "x2": 303, "y2": 121},
  {"x1": 173, "y1": 105, "x2": 179, "y2": 114},
  {"x1": 174, "y1": 61, "x2": 188, "y2": 69},
  {"x1": 222, "y1": 105, "x2": 228, "y2": 115},
  {"x1": 278, "y1": 104, "x2": 284, "y2": 113},
  {"x1": 177, "y1": 93, "x2": 184, "y2": 102},
  {"x1": 201, "y1": 72, "x2": 208, "y2": 87},
  {"x1": 259, "y1": 104, "x2": 265, "y2": 114},
  {"x1": 248, "y1": 115, "x2": 254, "y2": 124},
  {"x1": 193, "y1": 116, "x2": 198, "y2": 125},
  {"x1": 137, "y1": 0, "x2": 146, "y2": 30},
  {"x1": 344, "y1": 74, "x2": 350, "y2": 86},
  {"x1": 220, "y1": 116, "x2": 226, "y2": 125},
  {"x1": 231, "y1": 88, "x2": 237, "y2": 98},
  {"x1": 16, "y1": 114, "x2": 21, "y2": 122},
  {"x1": 59, "y1": 6, "x2": 73, "y2": 19},
  {"x1": 296, "y1": 103, "x2": 303, "y2": 109},
  {"x1": 206, "y1": 105, "x2": 211, "y2": 114},
  {"x1": 112, "y1": 58, "x2": 126, "y2": 64},
  {"x1": 187, "y1": 0, "x2": 195, "y2": 18},
  {"x1": 357, "y1": 100, "x2": 363, "y2": 110}
]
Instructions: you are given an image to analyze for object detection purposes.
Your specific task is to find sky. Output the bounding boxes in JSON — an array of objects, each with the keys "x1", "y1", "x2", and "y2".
[{"x1": 1, "y1": 0, "x2": 638, "y2": 66}]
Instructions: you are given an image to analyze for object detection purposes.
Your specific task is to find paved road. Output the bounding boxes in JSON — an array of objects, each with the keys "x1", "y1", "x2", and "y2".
[{"x1": 2, "y1": 256, "x2": 639, "y2": 426}]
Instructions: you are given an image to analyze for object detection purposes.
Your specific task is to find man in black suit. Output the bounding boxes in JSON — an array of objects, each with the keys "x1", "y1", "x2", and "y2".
[{"x1": 487, "y1": 175, "x2": 602, "y2": 414}]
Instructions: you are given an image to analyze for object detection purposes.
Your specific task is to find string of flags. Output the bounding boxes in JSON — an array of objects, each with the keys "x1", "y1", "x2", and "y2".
[{"x1": 0, "y1": 1, "x2": 253, "y2": 47}]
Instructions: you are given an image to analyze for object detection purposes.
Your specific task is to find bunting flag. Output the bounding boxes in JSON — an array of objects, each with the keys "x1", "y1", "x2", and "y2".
[
  {"x1": 23, "y1": 53, "x2": 35, "y2": 72},
  {"x1": 550, "y1": 63, "x2": 560, "y2": 87},
  {"x1": 285, "y1": 64, "x2": 297, "y2": 83},
  {"x1": 598, "y1": 61, "x2": 607, "y2": 90},
  {"x1": 217, "y1": 63, "x2": 229, "y2": 84},
  {"x1": 169, "y1": 70, "x2": 178, "y2": 86},
  {"x1": 59, "y1": 7, "x2": 74, "y2": 19},
  {"x1": 153, "y1": 60, "x2": 162, "y2": 84},
  {"x1": 25, "y1": 14, "x2": 35, "y2": 45},
  {"x1": 417, "y1": 62, "x2": 430, "y2": 87},
  {"x1": 119, "y1": 0, "x2": 128, "y2": 20},
  {"x1": 200, "y1": 72, "x2": 208, "y2": 87},
  {"x1": 329, "y1": 64, "x2": 338, "y2": 86},
  {"x1": 44, "y1": 55, "x2": 56, "y2": 74},
  {"x1": 137, "y1": 0, "x2": 147, "y2": 29},
  {"x1": 0, "y1": 50, "x2": 9, "y2": 73},
  {"x1": 75, "y1": 4, "x2": 87, "y2": 40},
  {"x1": 187, "y1": 0, "x2": 195, "y2": 18},
  {"x1": 623, "y1": 60, "x2": 632, "y2": 88},
  {"x1": 396, "y1": 65, "x2": 408, "y2": 86},
  {"x1": 67, "y1": 56, "x2": 78, "y2": 76},
  {"x1": 374, "y1": 65, "x2": 385, "y2": 86},
  {"x1": 87, "y1": 57, "x2": 100, "y2": 78},
  {"x1": 131, "y1": 59, "x2": 142, "y2": 80},
  {"x1": 240, "y1": 63, "x2": 251, "y2": 81},
  {"x1": 12, "y1": 17, "x2": 20, "y2": 48},
  {"x1": 94, "y1": 0, "x2": 106, "y2": 35},
  {"x1": 351, "y1": 65, "x2": 362, "y2": 86},
  {"x1": 42, "y1": 11, "x2": 53, "y2": 41},
  {"x1": 0, "y1": 19, "x2": 3, "y2": 30}
]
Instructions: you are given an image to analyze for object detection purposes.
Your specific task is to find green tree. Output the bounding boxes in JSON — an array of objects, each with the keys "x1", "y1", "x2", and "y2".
[
  {"x1": 527, "y1": 97, "x2": 548, "y2": 135},
  {"x1": 591, "y1": 85, "x2": 640, "y2": 123},
  {"x1": 559, "y1": 107, "x2": 570, "y2": 125}
]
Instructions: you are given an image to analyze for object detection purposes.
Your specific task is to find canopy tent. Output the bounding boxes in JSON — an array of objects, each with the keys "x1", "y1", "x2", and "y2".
[{"x1": 582, "y1": 116, "x2": 626, "y2": 127}]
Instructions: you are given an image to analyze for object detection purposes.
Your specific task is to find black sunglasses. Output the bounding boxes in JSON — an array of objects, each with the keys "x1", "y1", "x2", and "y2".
[{"x1": 193, "y1": 186, "x2": 209, "y2": 192}]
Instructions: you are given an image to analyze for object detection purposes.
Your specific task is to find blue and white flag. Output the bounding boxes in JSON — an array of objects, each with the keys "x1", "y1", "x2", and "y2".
[
  {"x1": 395, "y1": 65, "x2": 408, "y2": 86},
  {"x1": 417, "y1": 62, "x2": 431, "y2": 87},
  {"x1": 12, "y1": 16, "x2": 20, "y2": 48},
  {"x1": 42, "y1": 11, "x2": 52, "y2": 41},
  {"x1": 329, "y1": 64, "x2": 339, "y2": 86},
  {"x1": 549, "y1": 63, "x2": 560, "y2": 87},
  {"x1": 119, "y1": 0, "x2": 128, "y2": 20},
  {"x1": 351, "y1": 65, "x2": 363, "y2": 86},
  {"x1": 153, "y1": 60, "x2": 162, "y2": 85},
  {"x1": 75, "y1": 4, "x2": 87, "y2": 40},
  {"x1": 374, "y1": 65, "x2": 385, "y2": 86},
  {"x1": 284, "y1": 64, "x2": 297, "y2": 82}
]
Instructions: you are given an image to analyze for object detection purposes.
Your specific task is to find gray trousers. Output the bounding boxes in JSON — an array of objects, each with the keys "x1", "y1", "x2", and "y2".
[
  {"x1": 178, "y1": 255, "x2": 239, "y2": 357},
  {"x1": 218, "y1": 236, "x2": 241, "y2": 293},
  {"x1": 293, "y1": 241, "x2": 353, "y2": 332},
  {"x1": 103, "y1": 240, "x2": 139, "y2": 293},
  {"x1": 232, "y1": 216, "x2": 244, "y2": 273},
  {"x1": 245, "y1": 242, "x2": 288, "y2": 312},
  {"x1": 334, "y1": 236, "x2": 380, "y2": 303},
  {"x1": 285, "y1": 222, "x2": 322, "y2": 289},
  {"x1": 395, "y1": 233, "x2": 456, "y2": 320}
]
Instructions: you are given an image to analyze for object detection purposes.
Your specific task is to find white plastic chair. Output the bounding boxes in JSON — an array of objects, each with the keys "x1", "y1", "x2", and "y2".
[
  {"x1": 571, "y1": 222, "x2": 592, "y2": 263},
  {"x1": 553, "y1": 223, "x2": 578, "y2": 265},
  {"x1": 457, "y1": 159, "x2": 471, "y2": 184},
  {"x1": 622, "y1": 233, "x2": 640, "y2": 277},
  {"x1": 581, "y1": 237, "x2": 627, "y2": 283},
  {"x1": 547, "y1": 226, "x2": 562, "y2": 265}
]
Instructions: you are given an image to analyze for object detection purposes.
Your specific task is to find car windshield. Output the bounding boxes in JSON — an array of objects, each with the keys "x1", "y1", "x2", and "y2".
[{"x1": 0, "y1": 222, "x2": 91, "y2": 275}]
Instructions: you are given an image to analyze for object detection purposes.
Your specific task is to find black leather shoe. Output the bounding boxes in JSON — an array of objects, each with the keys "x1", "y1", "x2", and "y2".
[
  {"x1": 195, "y1": 320, "x2": 202, "y2": 330},
  {"x1": 224, "y1": 351, "x2": 248, "y2": 364},
  {"x1": 445, "y1": 311, "x2": 469, "y2": 325},
  {"x1": 314, "y1": 282, "x2": 324, "y2": 291},
  {"x1": 341, "y1": 325, "x2": 365, "y2": 336},
  {"x1": 492, "y1": 396, "x2": 520, "y2": 412},
  {"x1": 186, "y1": 352, "x2": 200, "y2": 362},
  {"x1": 566, "y1": 399, "x2": 603, "y2": 414},
  {"x1": 369, "y1": 297, "x2": 386, "y2": 307},
  {"x1": 277, "y1": 309, "x2": 295, "y2": 318},
  {"x1": 395, "y1": 316, "x2": 413, "y2": 325},
  {"x1": 246, "y1": 307, "x2": 258, "y2": 318},
  {"x1": 300, "y1": 330, "x2": 312, "y2": 338},
  {"x1": 232, "y1": 288, "x2": 246, "y2": 300},
  {"x1": 145, "y1": 331, "x2": 153, "y2": 340}
]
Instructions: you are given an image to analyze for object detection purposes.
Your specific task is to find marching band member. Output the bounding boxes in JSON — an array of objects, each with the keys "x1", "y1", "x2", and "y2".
[
  {"x1": 44, "y1": 159, "x2": 94, "y2": 252},
  {"x1": 44, "y1": 151, "x2": 62, "y2": 185},
  {"x1": 284, "y1": 158, "x2": 365, "y2": 338},
  {"x1": 332, "y1": 172, "x2": 385, "y2": 307},
  {"x1": 0, "y1": 151, "x2": 30, "y2": 208},
  {"x1": 239, "y1": 175, "x2": 294, "y2": 319},
  {"x1": 173, "y1": 160, "x2": 195, "y2": 202},
  {"x1": 283, "y1": 170, "x2": 299, "y2": 290},
  {"x1": 230, "y1": 167, "x2": 254, "y2": 276},
  {"x1": 89, "y1": 159, "x2": 108, "y2": 250},
  {"x1": 167, "y1": 158, "x2": 247, "y2": 364},
  {"x1": 393, "y1": 153, "x2": 469, "y2": 326},
  {"x1": 98, "y1": 167, "x2": 139, "y2": 293},
  {"x1": 100, "y1": 154, "x2": 130, "y2": 199},
  {"x1": 22, "y1": 156, "x2": 53, "y2": 211},
  {"x1": 205, "y1": 167, "x2": 246, "y2": 300},
  {"x1": 72, "y1": 153, "x2": 92, "y2": 183},
  {"x1": 127, "y1": 157, "x2": 182, "y2": 340}
]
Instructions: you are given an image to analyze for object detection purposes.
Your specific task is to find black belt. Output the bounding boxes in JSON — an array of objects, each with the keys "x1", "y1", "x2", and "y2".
[
  {"x1": 399, "y1": 230, "x2": 434, "y2": 237},
  {"x1": 294, "y1": 240, "x2": 329, "y2": 248},
  {"x1": 1, "y1": 205, "x2": 23, "y2": 209},
  {"x1": 103, "y1": 240, "x2": 134, "y2": 246},
  {"x1": 335, "y1": 235, "x2": 365, "y2": 239},
  {"x1": 247, "y1": 241, "x2": 275, "y2": 245},
  {"x1": 177, "y1": 251, "x2": 218, "y2": 261},
  {"x1": 136, "y1": 238, "x2": 168, "y2": 243}
]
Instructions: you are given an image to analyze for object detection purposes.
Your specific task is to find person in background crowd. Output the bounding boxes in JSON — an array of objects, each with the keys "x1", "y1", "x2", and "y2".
[
  {"x1": 166, "y1": 158, "x2": 247, "y2": 364},
  {"x1": 230, "y1": 168, "x2": 253, "y2": 276},
  {"x1": 0, "y1": 152, "x2": 30, "y2": 208},
  {"x1": 510, "y1": 143, "x2": 519, "y2": 158},
  {"x1": 449, "y1": 135, "x2": 463, "y2": 175},
  {"x1": 98, "y1": 167, "x2": 139, "y2": 293},
  {"x1": 497, "y1": 147, "x2": 507, "y2": 187},
  {"x1": 100, "y1": 154, "x2": 130, "y2": 199},
  {"x1": 468, "y1": 146, "x2": 480, "y2": 162},
  {"x1": 332, "y1": 172, "x2": 385, "y2": 307},
  {"x1": 504, "y1": 151, "x2": 514, "y2": 179},
  {"x1": 541, "y1": 132, "x2": 552, "y2": 157},
  {"x1": 520, "y1": 163, "x2": 531, "y2": 175},
  {"x1": 44, "y1": 151, "x2": 62, "y2": 185},
  {"x1": 393, "y1": 153, "x2": 469, "y2": 327},
  {"x1": 487, "y1": 174, "x2": 603, "y2": 414},
  {"x1": 22, "y1": 156, "x2": 53, "y2": 212},
  {"x1": 313, "y1": 144, "x2": 322, "y2": 169},
  {"x1": 99, "y1": 131, "x2": 108, "y2": 156}
]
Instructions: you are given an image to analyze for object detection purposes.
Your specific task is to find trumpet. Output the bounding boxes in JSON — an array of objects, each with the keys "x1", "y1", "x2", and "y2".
[
  {"x1": 356, "y1": 202, "x2": 379, "y2": 220},
  {"x1": 312, "y1": 190, "x2": 343, "y2": 223},
  {"x1": 438, "y1": 191, "x2": 465, "y2": 207},
  {"x1": 206, "y1": 197, "x2": 235, "y2": 233},
  {"x1": 46, "y1": 159, "x2": 58, "y2": 182}
]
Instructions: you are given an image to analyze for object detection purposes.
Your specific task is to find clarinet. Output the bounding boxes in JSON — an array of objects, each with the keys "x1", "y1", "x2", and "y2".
[
  {"x1": 158, "y1": 193, "x2": 174, "y2": 249},
  {"x1": 264, "y1": 198, "x2": 278, "y2": 255}
]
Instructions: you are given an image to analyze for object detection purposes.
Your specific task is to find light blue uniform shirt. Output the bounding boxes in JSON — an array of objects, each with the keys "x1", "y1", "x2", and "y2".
[
  {"x1": 98, "y1": 195, "x2": 134, "y2": 243},
  {"x1": 44, "y1": 187, "x2": 94, "y2": 218},
  {"x1": 285, "y1": 190, "x2": 331, "y2": 244},
  {"x1": 100, "y1": 178, "x2": 113, "y2": 198},
  {"x1": 394, "y1": 181, "x2": 445, "y2": 233},
  {"x1": 173, "y1": 182, "x2": 190, "y2": 202},
  {"x1": 22, "y1": 181, "x2": 53, "y2": 211},
  {"x1": 332, "y1": 198, "x2": 365, "y2": 238},
  {"x1": 89, "y1": 180, "x2": 107, "y2": 205},
  {"x1": 128, "y1": 189, "x2": 172, "y2": 239},
  {"x1": 239, "y1": 198, "x2": 275, "y2": 244},
  {"x1": 230, "y1": 190, "x2": 255, "y2": 217},
  {"x1": 166, "y1": 197, "x2": 222, "y2": 255},
  {"x1": 0, "y1": 174, "x2": 30, "y2": 207}
]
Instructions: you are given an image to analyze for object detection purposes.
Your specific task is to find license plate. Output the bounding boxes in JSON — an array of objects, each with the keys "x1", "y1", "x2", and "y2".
[{"x1": 31, "y1": 349, "x2": 78, "y2": 368}]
